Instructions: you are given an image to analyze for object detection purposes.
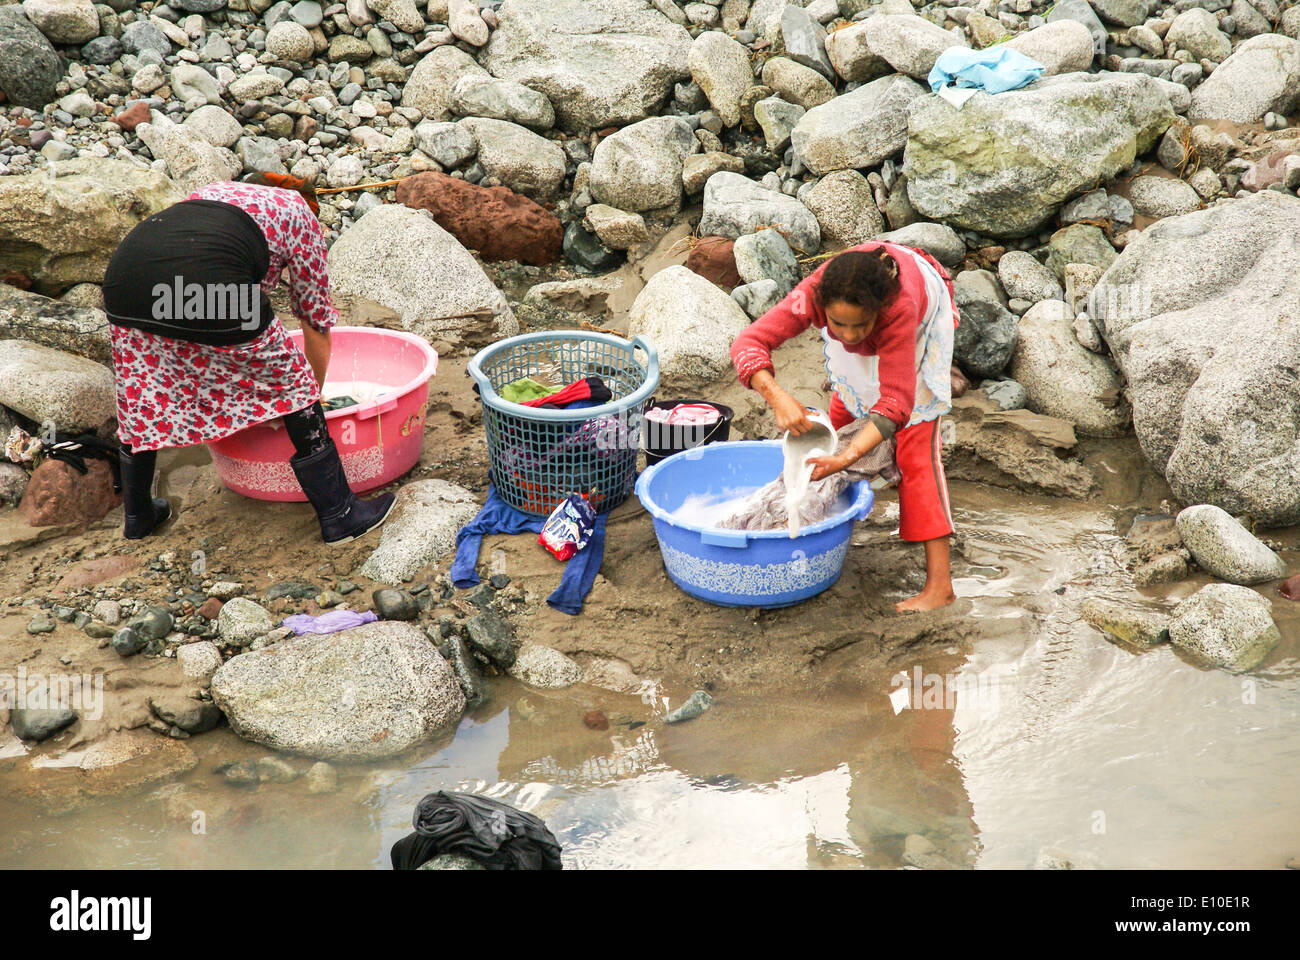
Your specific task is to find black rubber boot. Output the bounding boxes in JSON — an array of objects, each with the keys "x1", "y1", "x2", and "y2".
[
  {"x1": 290, "y1": 439, "x2": 396, "y2": 544},
  {"x1": 120, "y1": 448, "x2": 172, "y2": 540}
]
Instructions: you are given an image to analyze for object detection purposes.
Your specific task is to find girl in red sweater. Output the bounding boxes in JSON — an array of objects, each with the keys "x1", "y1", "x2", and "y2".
[{"x1": 730, "y1": 241, "x2": 959, "y2": 612}]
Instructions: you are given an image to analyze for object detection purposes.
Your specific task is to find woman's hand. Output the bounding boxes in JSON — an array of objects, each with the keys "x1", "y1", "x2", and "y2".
[
  {"x1": 807, "y1": 453, "x2": 854, "y2": 482},
  {"x1": 300, "y1": 324, "x2": 332, "y2": 389}
]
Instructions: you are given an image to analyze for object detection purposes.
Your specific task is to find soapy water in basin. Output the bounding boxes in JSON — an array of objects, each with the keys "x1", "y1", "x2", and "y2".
[
  {"x1": 321, "y1": 379, "x2": 392, "y2": 405},
  {"x1": 671, "y1": 489, "x2": 761, "y2": 528},
  {"x1": 669, "y1": 486, "x2": 855, "y2": 532}
]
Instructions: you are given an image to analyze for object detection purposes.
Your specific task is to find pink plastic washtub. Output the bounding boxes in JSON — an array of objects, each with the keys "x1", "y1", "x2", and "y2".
[{"x1": 207, "y1": 325, "x2": 438, "y2": 502}]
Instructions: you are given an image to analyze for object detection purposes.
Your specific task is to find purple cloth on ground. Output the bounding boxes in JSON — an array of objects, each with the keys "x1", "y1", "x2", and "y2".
[{"x1": 282, "y1": 609, "x2": 378, "y2": 635}]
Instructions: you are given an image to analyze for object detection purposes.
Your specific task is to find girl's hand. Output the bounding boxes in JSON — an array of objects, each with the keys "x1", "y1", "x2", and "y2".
[
  {"x1": 771, "y1": 390, "x2": 813, "y2": 435},
  {"x1": 808, "y1": 453, "x2": 852, "y2": 482}
]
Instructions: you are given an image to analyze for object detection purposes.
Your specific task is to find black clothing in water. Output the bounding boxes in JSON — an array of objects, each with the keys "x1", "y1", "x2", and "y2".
[
  {"x1": 390, "y1": 791, "x2": 563, "y2": 871},
  {"x1": 102, "y1": 199, "x2": 274, "y2": 346}
]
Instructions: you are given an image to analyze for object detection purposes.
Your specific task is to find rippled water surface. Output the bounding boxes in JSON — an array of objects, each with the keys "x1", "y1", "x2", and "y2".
[{"x1": 3, "y1": 483, "x2": 1297, "y2": 869}]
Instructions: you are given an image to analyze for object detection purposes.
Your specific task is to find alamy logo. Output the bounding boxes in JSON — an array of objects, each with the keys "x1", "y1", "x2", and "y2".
[
  {"x1": 0, "y1": 668, "x2": 103, "y2": 720},
  {"x1": 49, "y1": 891, "x2": 151, "y2": 940},
  {"x1": 152, "y1": 277, "x2": 261, "y2": 327}
]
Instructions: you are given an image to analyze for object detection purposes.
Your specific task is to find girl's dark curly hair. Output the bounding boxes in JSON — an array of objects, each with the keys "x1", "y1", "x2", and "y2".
[{"x1": 815, "y1": 248, "x2": 900, "y2": 313}]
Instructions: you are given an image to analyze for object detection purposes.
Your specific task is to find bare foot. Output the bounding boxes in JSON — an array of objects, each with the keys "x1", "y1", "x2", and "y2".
[{"x1": 895, "y1": 586, "x2": 956, "y2": 613}]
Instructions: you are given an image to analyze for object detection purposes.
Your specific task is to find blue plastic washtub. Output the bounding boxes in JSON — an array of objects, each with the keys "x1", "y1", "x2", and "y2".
[{"x1": 635, "y1": 440, "x2": 874, "y2": 608}]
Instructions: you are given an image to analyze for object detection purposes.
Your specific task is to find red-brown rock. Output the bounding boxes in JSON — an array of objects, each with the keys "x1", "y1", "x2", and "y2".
[
  {"x1": 294, "y1": 115, "x2": 318, "y2": 142},
  {"x1": 56, "y1": 555, "x2": 140, "y2": 591},
  {"x1": 1279, "y1": 574, "x2": 1300, "y2": 601},
  {"x1": 685, "y1": 236, "x2": 741, "y2": 289},
  {"x1": 19, "y1": 459, "x2": 121, "y2": 527},
  {"x1": 111, "y1": 101, "x2": 151, "y2": 133},
  {"x1": 198, "y1": 597, "x2": 223, "y2": 620},
  {"x1": 1242, "y1": 149, "x2": 1297, "y2": 192},
  {"x1": 583, "y1": 710, "x2": 609, "y2": 731},
  {"x1": 395, "y1": 171, "x2": 562, "y2": 266}
]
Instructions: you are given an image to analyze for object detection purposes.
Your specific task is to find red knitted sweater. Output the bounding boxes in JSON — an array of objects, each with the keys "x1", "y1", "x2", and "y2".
[{"x1": 730, "y1": 241, "x2": 959, "y2": 430}]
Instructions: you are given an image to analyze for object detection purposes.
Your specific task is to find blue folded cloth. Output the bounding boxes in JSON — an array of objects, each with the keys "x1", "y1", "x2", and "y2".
[
  {"x1": 451, "y1": 486, "x2": 608, "y2": 616},
  {"x1": 927, "y1": 46, "x2": 1045, "y2": 94}
]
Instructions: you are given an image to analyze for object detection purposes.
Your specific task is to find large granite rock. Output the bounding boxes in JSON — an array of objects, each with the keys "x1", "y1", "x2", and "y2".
[
  {"x1": 823, "y1": 19, "x2": 891, "y2": 83},
  {"x1": 1092, "y1": 191, "x2": 1300, "y2": 525},
  {"x1": 904, "y1": 72, "x2": 1174, "y2": 237},
  {"x1": 791, "y1": 73, "x2": 927, "y2": 176},
  {"x1": 0, "y1": 339, "x2": 114, "y2": 432},
  {"x1": 699, "y1": 171, "x2": 820, "y2": 253},
  {"x1": 210, "y1": 621, "x2": 466, "y2": 761},
  {"x1": 589, "y1": 116, "x2": 699, "y2": 213},
  {"x1": 1009, "y1": 299, "x2": 1130, "y2": 436},
  {"x1": 875, "y1": 221, "x2": 965, "y2": 268},
  {"x1": 0, "y1": 158, "x2": 182, "y2": 296},
  {"x1": 400, "y1": 45, "x2": 488, "y2": 122},
  {"x1": 801, "y1": 169, "x2": 884, "y2": 247},
  {"x1": 457, "y1": 117, "x2": 567, "y2": 199},
  {"x1": 1003, "y1": 20, "x2": 1095, "y2": 75},
  {"x1": 861, "y1": 13, "x2": 967, "y2": 79},
  {"x1": 480, "y1": 0, "x2": 692, "y2": 132},
  {"x1": 1175, "y1": 504, "x2": 1287, "y2": 585},
  {"x1": 137, "y1": 121, "x2": 241, "y2": 195},
  {"x1": 450, "y1": 74, "x2": 556, "y2": 131},
  {"x1": 326, "y1": 205, "x2": 517, "y2": 344},
  {"x1": 358, "y1": 478, "x2": 481, "y2": 584},
  {"x1": 1188, "y1": 34, "x2": 1300, "y2": 124},
  {"x1": 21, "y1": 0, "x2": 98, "y2": 45},
  {"x1": 0, "y1": 285, "x2": 110, "y2": 363},
  {"x1": 1167, "y1": 583, "x2": 1281, "y2": 672},
  {"x1": 627, "y1": 264, "x2": 751, "y2": 385},
  {"x1": 0, "y1": 6, "x2": 63, "y2": 109},
  {"x1": 687, "y1": 29, "x2": 753, "y2": 128}
]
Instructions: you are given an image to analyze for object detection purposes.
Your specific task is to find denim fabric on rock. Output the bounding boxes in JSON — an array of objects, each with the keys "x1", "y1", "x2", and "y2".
[{"x1": 451, "y1": 485, "x2": 607, "y2": 616}]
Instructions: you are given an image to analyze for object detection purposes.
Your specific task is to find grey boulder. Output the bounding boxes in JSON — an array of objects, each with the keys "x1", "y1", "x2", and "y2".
[
  {"x1": 0, "y1": 6, "x2": 63, "y2": 110},
  {"x1": 1093, "y1": 191, "x2": 1300, "y2": 525},
  {"x1": 480, "y1": 0, "x2": 692, "y2": 132},
  {"x1": 1188, "y1": 34, "x2": 1300, "y2": 124},
  {"x1": 589, "y1": 116, "x2": 698, "y2": 213},
  {"x1": 1168, "y1": 583, "x2": 1280, "y2": 672},
  {"x1": 699, "y1": 171, "x2": 820, "y2": 254},
  {"x1": 1009, "y1": 299, "x2": 1131, "y2": 436},
  {"x1": 1175, "y1": 504, "x2": 1287, "y2": 585},
  {"x1": 210, "y1": 621, "x2": 467, "y2": 761},
  {"x1": 905, "y1": 72, "x2": 1174, "y2": 237},
  {"x1": 0, "y1": 339, "x2": 114, "y2": 432},
  {"x1": 326, "y1": 205, "x2": 517, "y2": 344},
  {"x1": 792, "y1": 73, "x2": 927, "y2": 176}
]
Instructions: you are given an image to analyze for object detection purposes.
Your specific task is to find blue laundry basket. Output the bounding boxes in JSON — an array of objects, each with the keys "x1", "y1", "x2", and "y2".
[
  {"x1": 468, "y1": 330, "x2": 659, "y2": 517},
  {"x1": 635, "y1": 440, "x2": 874, "y2": 608}
]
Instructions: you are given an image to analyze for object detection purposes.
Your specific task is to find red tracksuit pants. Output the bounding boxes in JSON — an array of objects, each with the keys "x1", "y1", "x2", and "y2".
[{"x1": 829, "y1": 393, "x2": 954, "y2": 542}]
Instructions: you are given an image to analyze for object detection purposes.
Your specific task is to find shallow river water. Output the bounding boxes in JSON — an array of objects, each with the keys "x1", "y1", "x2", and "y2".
[{"x1": 2, "y1": 482, "x2": 1297, "y2": 869}]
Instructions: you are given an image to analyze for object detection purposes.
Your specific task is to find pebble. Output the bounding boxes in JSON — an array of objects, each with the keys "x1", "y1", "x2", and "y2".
[
  {"x1": 663, "y1": 689, "x2": 713, "y2": 724},
  {"x1": 372, "y1": 587, "x2": 418, "y2": 620},
  {"x1": 305, "y1": 761, "x2": 339, "y2": 793}
]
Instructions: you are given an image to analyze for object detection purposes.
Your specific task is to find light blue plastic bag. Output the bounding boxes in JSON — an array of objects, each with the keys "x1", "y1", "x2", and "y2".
[{"x1": 927, "y1": 46, "x2": 1046, "y2": 94}]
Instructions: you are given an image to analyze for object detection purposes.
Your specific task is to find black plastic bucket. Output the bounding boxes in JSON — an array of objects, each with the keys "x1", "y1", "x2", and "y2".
[{"x1": 642, "y1": 399, "x2": 735, "y2": 466}]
